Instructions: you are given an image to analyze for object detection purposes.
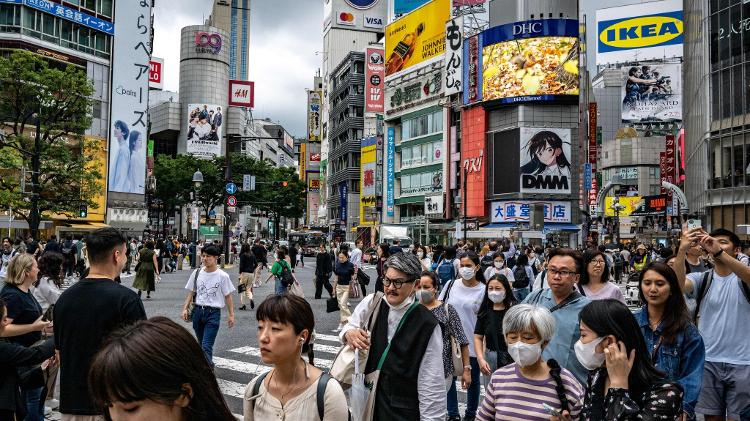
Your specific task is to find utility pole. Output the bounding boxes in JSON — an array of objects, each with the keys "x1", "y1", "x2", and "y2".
[{"x1": 29, "y1": 113, "x2": 41, "y2": 241}]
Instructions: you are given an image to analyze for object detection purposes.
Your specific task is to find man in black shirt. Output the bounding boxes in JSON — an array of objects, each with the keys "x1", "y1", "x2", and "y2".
[{"x1": 53, "y1": 228, "x2": 146, "y2": 420}]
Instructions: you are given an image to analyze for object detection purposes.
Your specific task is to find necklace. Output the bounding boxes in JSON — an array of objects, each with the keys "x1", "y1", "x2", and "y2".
[{"x1": 270, "y1": 359, "x2": 309, "y2": 405}]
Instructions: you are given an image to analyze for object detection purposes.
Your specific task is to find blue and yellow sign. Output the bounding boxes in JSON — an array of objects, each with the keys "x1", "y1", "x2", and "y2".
[{"x1": 598, "y1": 11, "x2": 683, "y2": 53}]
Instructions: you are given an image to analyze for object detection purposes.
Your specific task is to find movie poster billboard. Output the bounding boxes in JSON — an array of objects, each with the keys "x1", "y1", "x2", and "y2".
[
  {"x1": 360, "y1": 136, "x2": 378, "y2": 225},
  {"x1": 621, "y1": 63, "x2": 682, "y2": 122},
  {"x1": 365, "y1": 48, "x2": 385, "y2": 113},
  {"x1": 385, "y1": 0, "x2": 450, "y2": 78},
  {"x1": 107, "y1": 0, "x2": 151, "y2": 194},
  {"x1": 307, "y1": 90, "x2": 322, "y2": 141},
  {"x1": 186, "y1": 103, "x2": 223, "y2": 159},
  {"x1": 479, "y1": 19, "x2": 579, "y2": 104},
  {"x1": 519, "y1": 128, "x2": 572, "y2": 194}
]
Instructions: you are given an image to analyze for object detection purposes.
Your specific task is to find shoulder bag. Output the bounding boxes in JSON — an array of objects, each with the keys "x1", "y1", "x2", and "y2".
[
  {"x1": 186, "y1": 267, "x2": 202, "y2": 322},
  {"x1": 445, "y1": 303, "x2": 464, "y2": 377},
  {"x1": 330, "y1": 291, "x2": 385, "y2": 388}
]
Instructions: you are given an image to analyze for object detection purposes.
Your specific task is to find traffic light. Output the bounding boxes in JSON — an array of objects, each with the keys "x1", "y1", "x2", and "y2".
[
  {"x1": 78, "y1": 204, "x2": 88, "y2": 218},
  {"x1": 272, "y1": 181, "x2": 289, "y2": 187}
]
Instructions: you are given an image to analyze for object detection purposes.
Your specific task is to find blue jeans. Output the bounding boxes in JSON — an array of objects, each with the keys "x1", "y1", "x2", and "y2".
[
  {"x1": 274, "y1": 278, "x2": 287, "y2": 295},
  {"x1": 514, "y1": 287, "x2": 530, "y2": 302},
  {"x1": 447, "y1": 356, "x2": 480, "y2": 418},
  {"x1": 22, "y1": 386, "x2": 44, "y2": 421},
  {"x1": 192, "y1": 306, "x2": 221, "y2": 365}
]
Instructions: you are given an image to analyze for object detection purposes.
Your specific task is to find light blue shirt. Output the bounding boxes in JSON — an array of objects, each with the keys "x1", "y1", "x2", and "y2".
[
  {"x1": 523, "y1": 288, "x2": 590, "y2": 383},
  {"x1": 688, "y1": 271, "x2": 750, "y2": 364}
]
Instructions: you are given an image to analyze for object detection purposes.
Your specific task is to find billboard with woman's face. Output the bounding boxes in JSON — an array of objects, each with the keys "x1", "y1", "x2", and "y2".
[{"x1": 519, "y1": 128, "x2": 572, "y2": 194}]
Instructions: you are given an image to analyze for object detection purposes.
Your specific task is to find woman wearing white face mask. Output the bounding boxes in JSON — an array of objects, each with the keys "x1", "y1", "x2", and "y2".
[
  {"x1": 439, "y1": 251, "x2": 486, "y2": 421},
  {"x1": 483, "y1": 254, "x2": 515, "y2": 285},
  {"x1": 476, "y1": 304, "x2": 585, "y2": 421},
  {"x1": 415, "y1": 271, "x2": 472, "y2": 391},
  {"x1": 570, "y1": 299, "x2": 683, "y2": 421},
  {"x1": 474, "y1": 274, "x2": 517, "y2": 390},
  {"x1": 413, "y1": 245, "x2": 433, "y2": 272}
]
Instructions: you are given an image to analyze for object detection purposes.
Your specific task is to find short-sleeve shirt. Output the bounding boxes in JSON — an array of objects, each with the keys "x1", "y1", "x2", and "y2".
[
  {"x1": 579, "y1": 282, "x2": 626, "y2": 304},
  {"x1": 474, "y1": 309, "x2": 509, "y2": 353},
  {"x1": 185, "y1": 268, "x2": 235, "y2": 308},
  {"x1": 0, "y1": 284, "x2": 42, "y2": 347},
  {"x1": 439, "y1": 279, "x2": 486, "y2": 357},
  {"x1": 687, "y1": 271, "x2": 750, "y2": 364}
]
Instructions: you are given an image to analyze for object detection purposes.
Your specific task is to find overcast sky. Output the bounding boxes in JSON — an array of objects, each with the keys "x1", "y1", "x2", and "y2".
[{"x1": 152, "y1": 0, "x2": 323, "y2": 137}]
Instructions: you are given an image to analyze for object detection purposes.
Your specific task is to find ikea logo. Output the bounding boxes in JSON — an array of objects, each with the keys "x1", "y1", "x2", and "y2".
[{"x1": 598, "y1": 11, "x2": 683, "y2": 53}]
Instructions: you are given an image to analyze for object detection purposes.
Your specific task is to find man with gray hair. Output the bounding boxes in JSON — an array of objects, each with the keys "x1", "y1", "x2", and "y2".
[{"x1": 342, "y1": 252, "x2": 447, "y2": 420}]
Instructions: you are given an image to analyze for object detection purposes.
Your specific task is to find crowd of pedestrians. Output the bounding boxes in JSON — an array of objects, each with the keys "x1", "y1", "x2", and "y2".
[{"x1": 0, "y1": 225, "x2": 748, "y2": 420}]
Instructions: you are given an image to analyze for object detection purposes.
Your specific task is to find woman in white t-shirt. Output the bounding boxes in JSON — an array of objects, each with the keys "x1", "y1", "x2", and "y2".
[
  {"x1": 438, "y1": 250, "x2": 486, "y2": 421},
  {"x1": 577, "y1": 249, "x2": 626, "y2": 304},
  {"x1": 483, "y1": 253, "x2": 515, "y2": 286},
  {"x1": 33, "y1": 252, "x2": 65, "y2": 313}
]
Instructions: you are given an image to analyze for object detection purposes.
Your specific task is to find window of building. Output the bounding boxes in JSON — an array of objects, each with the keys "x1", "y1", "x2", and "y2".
[
  {"x1": 401, "y1": 110, "x2": 443, "y2": 142},
  {"x1": 97, "y1": 0, "x2": 112, "y2": 17},
  {"x1": 81, "y1": 0, "x2": 96, "y2": 12}
]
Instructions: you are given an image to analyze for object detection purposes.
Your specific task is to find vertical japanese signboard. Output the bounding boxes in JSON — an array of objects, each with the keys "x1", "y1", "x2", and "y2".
[
  {"x1": 386, "y1": 127, "x2": 395, "y2": 217},
  {"x1": 588, "y1": 103, "x2": 597, "y2": 170},
  {"x1": 360, "y1": 136, "x2": 378, "y2": 225},
  {"x1": 444, "y1": 17, "x2": 463, "y2": 95},
  {"x1": 108, "y1": 0, "x2": 151, "y2": 195},
  {"x1": 664, "y1": 134, "x2": 675, "y2": 200},
  {"x1": 365, "y1": 48, "x2": 385, "y2": 113},
  {"x1": 307, "y1": 90, "x2": 322, "y2": 142},
  {"x1": 463, "y1": 34, "x2": 480, "y2": 104}
]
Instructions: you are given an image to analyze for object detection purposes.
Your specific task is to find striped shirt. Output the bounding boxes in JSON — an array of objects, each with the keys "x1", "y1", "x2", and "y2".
[{"x1": 477, "y1": 363, "x2": 585, "y2": 421}]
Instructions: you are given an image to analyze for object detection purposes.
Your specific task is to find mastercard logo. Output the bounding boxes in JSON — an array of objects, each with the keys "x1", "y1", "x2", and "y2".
[{"x1": 339, "y1": 12, "x2": 355, "y2": 23}]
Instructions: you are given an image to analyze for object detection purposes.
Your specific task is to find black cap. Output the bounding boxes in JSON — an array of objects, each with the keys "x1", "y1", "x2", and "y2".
[{"x1": 202, "y1": 245, "x2": 221, "y2": 257}]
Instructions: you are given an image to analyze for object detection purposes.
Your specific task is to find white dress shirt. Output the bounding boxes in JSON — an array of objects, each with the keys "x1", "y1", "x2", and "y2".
[
  {"x1": 350, "y1": 247, "x2": 363, "y2": 269},
  {"x1": 341, "y1": 294, "x2": 447, "y2": 421}
]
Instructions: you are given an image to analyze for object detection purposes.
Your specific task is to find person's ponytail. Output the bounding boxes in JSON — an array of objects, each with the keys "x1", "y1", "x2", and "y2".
[{"x1": 547, "y1": 359, "x2": 570, "y2": 413}]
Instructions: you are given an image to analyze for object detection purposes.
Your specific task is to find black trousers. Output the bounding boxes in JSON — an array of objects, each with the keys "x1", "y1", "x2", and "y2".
[
  {"x1": 357, "y1": 272, "x2": 367, "y2": 296},
  {"x1": 315, "y1": 273, "x2": 333, "y2": 298}
]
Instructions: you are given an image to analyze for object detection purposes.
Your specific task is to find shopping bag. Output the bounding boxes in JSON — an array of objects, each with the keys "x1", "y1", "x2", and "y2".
[
  {"x1": 326, "y1": 296, "x2": 339, "y2": 313},
  {"x1": 350, "y1": 349, "x2": 369, "y2": 420},
  {"x1": 289, "y1": 280, "x2": 305, "y2": 298},
  {"x1": 350, "y1": 282, "x2": 361, "y2": 299}
]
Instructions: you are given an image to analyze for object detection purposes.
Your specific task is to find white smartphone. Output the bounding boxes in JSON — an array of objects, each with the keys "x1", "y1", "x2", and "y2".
[
  {"x1": 543, "y1": 403, "x2": 561, "y2": 417},
  {"x1": 687, "y1": 219, "x2": 702, "y2": 231}
]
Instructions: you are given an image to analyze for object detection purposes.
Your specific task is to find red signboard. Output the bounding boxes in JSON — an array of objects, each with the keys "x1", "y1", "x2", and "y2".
[
  {"x1": 461, "y1": 106, "x2": 486, "y2": 217},
  {"x1": 664, "y1": 135, "x2": 675, "y2": 198},
  {"x1": 588, "y1": 103, "x2": 597, "y2": 171},
  {"x1": 365, "y1": 47, "x2": 385, "y2": 113},
  {"x1": 467, "y1": 35, "x2": 479, "y2": 104},
  {"x1": 149, "y1": 58, "x2": 163, "y2": 89},
  {"x1": 310, "y1": 153, "x2": 321, "y2": 162},
  {"x1": 228, "y1": 80, "x2": 255, "y2": 108},
  {"x1": 660, "y1": 152, "x2": 667, "y2": 196}
]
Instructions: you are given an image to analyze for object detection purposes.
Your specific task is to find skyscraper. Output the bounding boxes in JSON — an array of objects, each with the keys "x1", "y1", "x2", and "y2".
[{"x1": 207, "y1": 0, "x2": 250, "y2": 80}]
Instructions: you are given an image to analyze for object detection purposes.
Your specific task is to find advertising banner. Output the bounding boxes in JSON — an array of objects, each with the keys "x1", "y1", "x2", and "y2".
[
  {"x1": 664, "y1": 134, "x2": 675, "y2": 197},
  {"x1": 324, "y1": 0, "x2": 386, "y2": 34},
  {"x1": 365, "y1": 48, "x2": 385, "y2": 113},
  {"x1": 604, "y1": 196, "x2": 642, "y2": 217},
  {"x1": 339, "y1": 182, "x2": 348, "y2": 223},
  {"x1": 307, "y1": 194, "x2": 320, "y2": 227},
  {"x1": 588, "y1": 102, "x2": 597, "y2": 169},
  {"x1": 491, "y1": 201, "x2": 571, "y2": 223},
  {"x1": 386, "y1": 127, "x2": 395, "y2": 217},
  {"x1": 477, "y1": 19, "x2": 579, "y2": 104},
  {"x1": 631, "y1": 194, "x2": 668, "y2": 216},
  {"x1": 519, "y1": 128, "x2": 572, "y2": 194},
  {"x1": 385, "y1": 0, "x2": 450, "y2": 78},
  {"x1": 108, "y1": 0, "x2": 150, "y2": 195},
  {"x1": 186, "y1": 103, "x2": 223, "y2": 159},
  {"x1": 444, "y1": 17, "x2": 463, "y2": 95},
  {"x1": 596, "y1": 0, "x2": 683, "y2": 65},
  {"x1": 622, "y1": 63, "x2": 681, "y2": 122},
  {"x1": 464, "y1": 34, "x2": 481, "y2": 105},
  {"x1": 425, "y1": 194, "x2": 444, "y2": 216},
  {"x1": 228, "y1": 80, "x2": 254, "y2": 108},
  {"x1": 299, "y1": 143, "x2": 306, "y2": 182},
  {"x1": 307, "y1": 90, "x2": 322, "y2": 141},
  {"x1": 360, "y1": 136, "x2": 378, "y2": 225},
  {"x1": 0, "y1": 0, "x2": 114, "y2": 34},
  {"x1": 385, "y1": 69, "x2": 442, "y2": 116},
  {"x1": 149, "y1": 58, "x2": 164, "y2": 90}
]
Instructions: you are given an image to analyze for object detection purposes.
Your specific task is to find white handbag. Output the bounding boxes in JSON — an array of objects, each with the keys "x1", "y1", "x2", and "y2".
[{"x1": 446, "y1": 304, "x2": 464, "y2": 377}]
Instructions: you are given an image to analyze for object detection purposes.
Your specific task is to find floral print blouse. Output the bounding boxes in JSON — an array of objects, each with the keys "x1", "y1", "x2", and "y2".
[
  {"x1": 429, "y1": 303, "x2": 470, "y2": 378},
  {"x1": 580, "y1": 367, "x2": 684, "y2": 420}
]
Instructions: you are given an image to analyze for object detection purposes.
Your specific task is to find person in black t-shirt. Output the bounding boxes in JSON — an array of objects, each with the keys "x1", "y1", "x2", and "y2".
[
  {"x1": 474, "y1": 273, "x2": 517, "y2": 390},
  {"x1": 53, "y1": 228, "x2": 146, "y2": 419}
]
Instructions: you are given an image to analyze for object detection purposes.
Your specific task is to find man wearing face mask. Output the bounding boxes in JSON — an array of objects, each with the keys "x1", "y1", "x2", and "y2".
[
  {"x1": 523, "y1": 248, "x2": 590, "y2": 383},
  {"x1": 342, "y1": 252, "x2": 447, "y2": 420}
]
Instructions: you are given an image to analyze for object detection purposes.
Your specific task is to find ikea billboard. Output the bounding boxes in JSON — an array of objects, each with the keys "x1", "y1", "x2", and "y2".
[{"x1": 596, "y1": 0, "x2": 683, "y2": 65}]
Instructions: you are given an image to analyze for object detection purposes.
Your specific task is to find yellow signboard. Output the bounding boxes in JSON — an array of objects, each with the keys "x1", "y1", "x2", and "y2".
[
  {"x1": 604, "y1": 196, "x2": 641, "y2": 217},
  {"x1": 359, "y1": 137, "x2": 378, "y2": 226},
  {"x1": 384, "y1": 0, "x2": 450, "y2": 77},
  {"x1": 299, "y1": 143, "x2": 306, "y2": 182}
]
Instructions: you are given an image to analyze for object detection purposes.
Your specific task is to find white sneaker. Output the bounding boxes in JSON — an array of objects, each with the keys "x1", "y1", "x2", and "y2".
[
  {"x1": 44, "y1": 406, "x2": 52, "y2": 416},
  {"x1": 47, "y1": 399, "x2": 59, "y2": 409}
]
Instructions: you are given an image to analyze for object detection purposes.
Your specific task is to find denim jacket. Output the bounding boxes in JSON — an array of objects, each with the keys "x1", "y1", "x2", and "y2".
[{"x1": 635, "y1": 306, "x2": 705, "y2": 419}]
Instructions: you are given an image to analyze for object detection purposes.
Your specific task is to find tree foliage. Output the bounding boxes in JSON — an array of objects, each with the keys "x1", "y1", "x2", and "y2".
[
  {"x1": 152, "y1": 154, "x2": 225, "y2": 221},
  {"x1": 0, "y1": 51, "x2": 100, "y2": 229}
]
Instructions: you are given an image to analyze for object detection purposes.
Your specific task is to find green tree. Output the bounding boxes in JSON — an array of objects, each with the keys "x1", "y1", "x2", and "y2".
[
  {"x1": 152, "y1": 154, "x2": 224, "y2": 222},
  {"x1": 0, "y1": 51, "x2": 99, "y2": 239}
]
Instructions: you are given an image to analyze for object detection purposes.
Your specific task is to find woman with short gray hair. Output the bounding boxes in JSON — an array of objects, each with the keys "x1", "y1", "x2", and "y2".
[{"x1": 476, "y1": 304, "x2": 585, "y2": 421}]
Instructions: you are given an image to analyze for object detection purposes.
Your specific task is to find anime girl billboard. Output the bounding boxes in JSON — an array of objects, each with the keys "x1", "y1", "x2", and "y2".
[{"x1": 519, "y1": 128, "x2": 572, "y2": 194}]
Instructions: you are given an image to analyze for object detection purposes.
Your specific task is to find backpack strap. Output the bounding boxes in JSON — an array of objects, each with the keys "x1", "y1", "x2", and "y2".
[
  {"x1": 693, "y1": 270, "x2": 713, "y2": 324},
  {"x1": 316, "y1": 372, "x2": 330, "y2": 420},
  {"x1": 541, "y1": 270, "x2": 547, "y2": 289},
  {"x1": 443, "y1": 279, "x2": 456, "y2": 302},
  {"x1": 249, "y1": 371, "x2": 270, "y2": 413}
]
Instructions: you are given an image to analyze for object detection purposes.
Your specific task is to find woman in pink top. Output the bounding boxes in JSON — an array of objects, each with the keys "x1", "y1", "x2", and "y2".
[{"x1": 576, "y1": 249, "x2": 626, "y2": 304}]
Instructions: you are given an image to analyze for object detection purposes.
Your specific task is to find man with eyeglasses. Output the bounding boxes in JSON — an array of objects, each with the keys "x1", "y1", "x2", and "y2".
[
  {"x1": 341, "y1": 252, "x2": 446, "y2": 420},
  {"x1": 523, "y1": 248, "x2": 590, "y2": 383}
]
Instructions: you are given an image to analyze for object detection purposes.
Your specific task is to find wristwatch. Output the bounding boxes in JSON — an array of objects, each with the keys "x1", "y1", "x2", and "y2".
[
  {"x1": 713, "y1": 249, "x2": 724, "y2": 258},
  {"x1": 463, "y1": 365, "x2": 471, "y2": 370}
]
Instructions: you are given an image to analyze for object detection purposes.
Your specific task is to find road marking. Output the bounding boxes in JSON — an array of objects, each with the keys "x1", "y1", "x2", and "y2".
[
  {"x1": 227, "y1": 348, "x2": 333, "y2": 369},
  {"x1": 217, "y1": 377, "x2": 250, "y2": 399},
  {"x1": 315, "y1": 333, "x2": 343, "y2": 343}
]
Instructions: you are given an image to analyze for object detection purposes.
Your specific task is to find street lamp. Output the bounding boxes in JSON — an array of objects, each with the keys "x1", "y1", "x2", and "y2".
[
  {"x1": 610, "y1": 201, "x2": 627, "y2": 245},
  {"x1": 192, "y1": 170, "x2": 204, "y2": 188}
]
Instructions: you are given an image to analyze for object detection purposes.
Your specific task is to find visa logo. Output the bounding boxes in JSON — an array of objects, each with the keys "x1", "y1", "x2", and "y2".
[
  {"x1": 364, "y1": 15, "x2": 383, "y2": 28},
  {"x1": 598, "y1": 11, "x2": 683, "y2": 53}
]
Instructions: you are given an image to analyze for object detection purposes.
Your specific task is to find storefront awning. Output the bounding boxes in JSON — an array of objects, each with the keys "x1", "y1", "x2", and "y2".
[{"x1": 62, "y1": 222, "x2": 110, "y2": 230}]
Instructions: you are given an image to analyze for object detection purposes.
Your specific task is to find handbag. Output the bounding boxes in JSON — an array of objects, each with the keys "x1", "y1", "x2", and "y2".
[
  {"x1": 237, "y1": 283, "x2": 246, "y2": 294},
  {"x1": 446, "y1": 304, "x2": 464, "y2": 377},
  {"x1": 357, "y1": 269, "x2": 371, "y2": 285},
  {"x1": 289, "y1": 280, "x2": 305, "y2": 298},
  {"x1": 186, "y1": 267, "x2": 202, "y2": 322},
  {"x1": 330, "y1": 291, "x2": 385, "y2": 388},
  {"x1": 326, "y1": 296, "x2": 340, "y2": 313},
  {"x1": 350, "y1": 282, "x2": 361, "y2": 299}
]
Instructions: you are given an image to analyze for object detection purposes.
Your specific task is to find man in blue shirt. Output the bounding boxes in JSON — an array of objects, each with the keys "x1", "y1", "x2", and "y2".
[{"x1": 523, "y1": 248, "x2": 590, "y2": 383}]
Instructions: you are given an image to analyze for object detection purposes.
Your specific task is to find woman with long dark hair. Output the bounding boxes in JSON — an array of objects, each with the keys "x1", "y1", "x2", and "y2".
[
  {"x1": 375, "y1": 243, "x2": 390, "y2": 293},
  {"x1": 474, "y1": 274, "x2": 517, "y2": 390},
  {"x1": 571, "y1": 299, "x2": 683, "y2": 420},
  {"x1": 439, "y1": 251, "x2": 486, "y2": 421},
  {"x1": 635, "y1": 262, "x2": 704, "y2": 420},
  {"x1": 88, "y1": 316, "x2": 235, "y2": 420},
  {"x1": 33, "y1": 252, "x2": 64, "y2": 313},
  {"x1": 578, "y1": 249, "x2": 626, "y2": 304},
  {"x1": 510, "y1": 254, "x2": 534, "y2": 301}
]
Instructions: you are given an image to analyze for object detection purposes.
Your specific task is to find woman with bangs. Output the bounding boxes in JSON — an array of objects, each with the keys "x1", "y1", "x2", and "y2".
[
  {"x1": 243, "y1": 294, "x2": 348, "y2": 420},
  {"x1": 88, "y1": 316, "x2": 234, "y2": 421}
]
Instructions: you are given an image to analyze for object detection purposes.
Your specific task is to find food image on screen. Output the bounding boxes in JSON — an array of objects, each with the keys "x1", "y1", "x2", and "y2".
[{"x1": 482, "y1": 37, "x2": 579, "y2": 101}]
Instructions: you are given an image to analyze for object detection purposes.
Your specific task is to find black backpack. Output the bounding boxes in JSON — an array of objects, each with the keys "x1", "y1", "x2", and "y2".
[
  {"x1": 480, "y1": 254, "x2": 494, "y2": 274},
  {"x1": 250, "y1": 372, "x2": 351, "y2": 420},
  {"x1": 513, "y1": 266, "x2": 529, "y2": 288},
  {"x1": 279, "y1": 261, "x2": 294, "y2": 286}
]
